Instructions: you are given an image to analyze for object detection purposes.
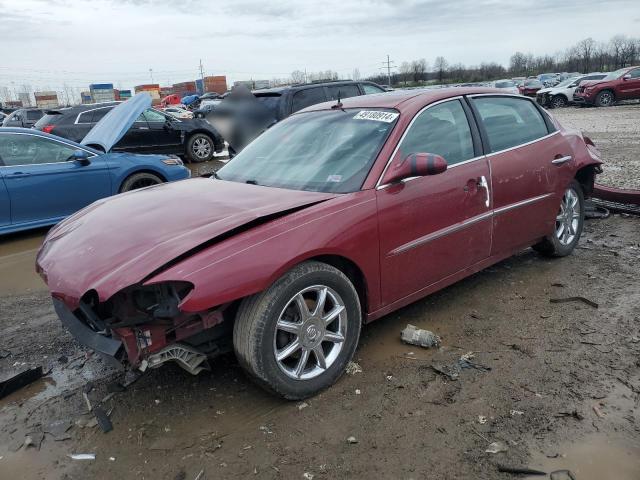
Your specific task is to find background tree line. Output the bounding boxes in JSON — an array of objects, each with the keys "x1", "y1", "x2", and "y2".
[{"x1": 365, "y1": 34, "x2": 640, "y2": 86}]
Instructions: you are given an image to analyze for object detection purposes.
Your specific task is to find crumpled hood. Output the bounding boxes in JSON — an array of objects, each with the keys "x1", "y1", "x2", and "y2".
[
  {"x1": 81, "y1": 93, "x2": 151, "y2": 152},
  {"x1": 36, "y1": 178, "x2": 336, "y2": 308}
]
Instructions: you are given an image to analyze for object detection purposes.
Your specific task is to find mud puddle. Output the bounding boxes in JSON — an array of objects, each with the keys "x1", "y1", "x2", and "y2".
[
  {"x1": 0, "y1": 229, "x2": 47, "y2": 296},
  {"x1": 527, "y1": 435, "x2": 640, "y2": 480}
]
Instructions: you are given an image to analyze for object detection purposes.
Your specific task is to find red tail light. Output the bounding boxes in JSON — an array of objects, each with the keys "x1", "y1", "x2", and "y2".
[{"x1": 42, "y1": 125, "x2": 55, "y2": 134}]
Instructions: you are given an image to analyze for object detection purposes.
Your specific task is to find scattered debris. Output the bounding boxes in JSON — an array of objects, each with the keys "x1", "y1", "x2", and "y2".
[
  {"x1": 303, "y1": 473, "x2": 315, "y2": 480},
  {"x1": 44, "y1": 419, "x2": 72, "y2": 441},
  {"x1": 510, "y1": 410, "x2": 524, "y2": 416},
  {"x1": 355, "y1": 389, "x2": 361, "y2": 395},
  {"x1": 498, "y1": 465, "x2": 546, "y2": 476},
  {"x1": 346, "y1": 436, "x2": 358, "y2": 444},
  {"x1": 550, "y1": 296, "x2": 598, "y2": 308},
  {"x1": 0, "y1": 366, "x2": 43, "y2": 399},
  {"x1": 458, "y1": 352, "x2": 491, "y2": 371},
  {"x1": 592, "y1": 404, "x2": 606, "y2": 418},
  {"x1": 68, "y1": 453, "x2": 96, "y2": 460},
  {"x1": 109, "y1": 457, "x2": 116, "y2": 461},
  {"x1": 93, "y1": 406, "x2": 113, "y2": 433},
  {"x1": 478, "y1": 416, "x2": 487, "y2": 424},
  {"x1": 555, "y1": 409, "x2": 584, "y2": 421},
  {"x1": 82, "y1": 382, "x2": 94, "y2": 412},
  {"x1": 550, "y1": 470, "x2": 577, "y2": 480},
  {"x1": 400, "y1": 324, "x2": 441, "y2": 348},
  {"x1": 485, "y1": 441, "x2": 508, "y2": 454},
  {"x1": 297, "y1": 402, "x2": 309, "y2": 411},
  {"x1": 345, "y1": 362, "x2": 362, "y2": 375},
  {"x1": 194, "y1": 469, "x2": 205, "y2": 480},
  {"x1": 24, "y1": 432, "x2": 44, "y2": 450}
]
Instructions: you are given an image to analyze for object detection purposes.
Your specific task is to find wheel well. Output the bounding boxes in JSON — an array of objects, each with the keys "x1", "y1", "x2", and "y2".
[
  {"x1": 575, "y1": 165, "x2": 598, "y2": 198},
  {"x1": 310, "y1": 255, "x2": 368, "y2": 317},
  {"x1": 188, "y1": 130, "x2": 223, "y2": 149},
  {"x1": 119, "y1": 169, "x2": 167, "y2": 192},
  {"x1": 554, "y1": 94, "x2": 568, "y2": 101},
  {"x1": 598, "y1": 88, "x2": 615, "y2": 99}
]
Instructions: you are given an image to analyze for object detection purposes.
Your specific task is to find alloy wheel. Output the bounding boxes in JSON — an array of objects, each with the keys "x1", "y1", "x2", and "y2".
[
  {"x1": 193, "y1": 137, "x2": 212, "y2": 159},
  {"x1": 555, "y1": 188, "x2": 580, "y2": 246},
  {"x1": 599, "y1": 92, "x2": 613, "y2": 106},
  {"x1": 273, "y1": 285, "x2": 347, "y2": 380}
]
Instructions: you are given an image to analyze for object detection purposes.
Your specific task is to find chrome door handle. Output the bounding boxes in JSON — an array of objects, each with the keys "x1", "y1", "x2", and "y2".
[
  {"x1": 552, "y1": 155, "x2": 572, "y2": 165},
  {"x1": 477, "y1": 175, "x2": 490, "y2": 208}
]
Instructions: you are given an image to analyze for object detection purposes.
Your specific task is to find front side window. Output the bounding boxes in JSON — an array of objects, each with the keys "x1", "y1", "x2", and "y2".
[
  {"x1": 291, "y1": 87, "x2": 326, "y2": 113},
  {"x1": 397, "y1": 100, "x2": 474, "y2": 166},
  {"x1": 91, "y1": 107, "x2": 112, "y2": 123},
  {"x1": 0, "y1": 133, "x2": 78, "y2": 166},
  {"x1": 472, "y1": 96, "x2": 549, "y2": 153},
  {"x1": 217, "y1": 108, "x2": 398, "y2": 193},
  {"x1": 26, "y1": 110, "x2": 42, "y2": 121},
  {"x1": 628, "y1": 68, "x2": 640, "y2": 79},
  {"x1": 144, "y1": 109, "x2": 168, "y2": 122},
  {"x1": 326, "y1": 84, "x2": 360, "y2": 101},
  {"x1": 603, "y1": 68, "x2": 628, "y2": 80}
]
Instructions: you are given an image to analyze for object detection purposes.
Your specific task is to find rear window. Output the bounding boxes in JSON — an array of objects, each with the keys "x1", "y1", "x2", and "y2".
[
  {"x1": 472, "y1": 96, "x2": 549, "y2": 153},
  {"x1": 34, "y1": 113, "x2": 62, "y2": 129},
  {"x1": 326, "y1": 84, "x2": 360, "y2": 101},
  {"x1": 291, "y1": 87, "x2": 327, "y2": 113},
  {"x1": 26, "y1": 110, "x2": 43, "y2": 121}
]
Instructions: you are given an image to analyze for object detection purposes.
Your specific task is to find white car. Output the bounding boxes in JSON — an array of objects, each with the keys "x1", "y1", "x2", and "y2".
[
  {"x1": 535, "y1": 73, "x2": 607, "y2": 108},
  {"x1": 163, "y1": 107, "x2": 193, "y2": 119},
  {"x1": 492, "y1": 79, "x2": 520, "y2": 95}
]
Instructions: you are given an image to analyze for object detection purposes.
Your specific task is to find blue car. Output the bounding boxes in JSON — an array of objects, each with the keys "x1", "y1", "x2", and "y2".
[{"x1": 0, "y1": 94, "x2": 191, "y2": 235}]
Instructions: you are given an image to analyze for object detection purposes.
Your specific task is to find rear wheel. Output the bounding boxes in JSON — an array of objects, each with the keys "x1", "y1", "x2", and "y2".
[
  {"x1": 119, "y1": 172, "x2": 163, "y2": 192},
  {"x1": 595, "y1": 90, "x2": 615, "y2": 107},
  {"x1": 533, "y1": 180, "x2": 584, "y2": 257},
  {"x1": 186, "y1": 133, "x2": 214, "y2": 162},
  {"x1": 233, "y1": 261, "x2": 362, "y2": 399}
]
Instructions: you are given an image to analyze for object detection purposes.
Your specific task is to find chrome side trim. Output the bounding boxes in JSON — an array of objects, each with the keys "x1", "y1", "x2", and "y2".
[
  {"x1": 493, "y1": 193, "x2": 554, "y2": 215},
  {"x1": 388, "y1": 210, "x2": 493, "y2": 256},
  {"x1": 552, "y1": 155, "x2": 572, "y2": 165}
]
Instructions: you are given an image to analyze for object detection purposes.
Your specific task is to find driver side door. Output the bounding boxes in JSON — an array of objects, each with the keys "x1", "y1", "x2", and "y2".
[
  {"x1": 376, "y1": 99, "x2": 492, "y2": 306},
  {"x1": 0, "y1": 132, "x2": 111, "y2": 226}
]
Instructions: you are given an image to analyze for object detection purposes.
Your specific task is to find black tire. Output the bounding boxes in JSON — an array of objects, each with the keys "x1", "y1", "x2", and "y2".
[
  {"x1": 119, "y1": 172, "x2": 163, "y2": 193},
  {"x1": 533, "y1": 180, "x2": 585, "y2": 257},
  {"x1": 551, "y1": 95, "x2": 567, "y2": 108},
  {"x1": 233, "y1": 261, "x2": 362, "y2": 400},
  {"x1": 595, "y1": 90, "x2": 615, "y2": 107},
  {"x1": 186, "y1": 133, "x2": 214, "y2": 163}
]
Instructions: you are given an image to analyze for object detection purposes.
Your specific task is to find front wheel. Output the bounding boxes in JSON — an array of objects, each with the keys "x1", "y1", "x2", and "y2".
[
  {"x1": 186, "y1": 133, "x2": 214, "y2": 162},
  {"x1": 233, "y1": 261, "x2": 362, "y2": 399},
  {"x1": 595, "y1": 90, "x2": 615, "y2": 107},
  {"x1": 533, "y1": 180, "x2": 584, "y2": 257},
  {"x1": 119, "y1": 172, "x2": 163, "y2": 192},
  {"x1": 551, "y1": 95, "x2": 567, "y2": 108}
]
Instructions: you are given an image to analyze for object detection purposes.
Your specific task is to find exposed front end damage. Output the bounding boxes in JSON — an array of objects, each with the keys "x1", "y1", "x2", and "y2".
[{"x1": 54, "y1": 281, "x2": 234, "y2": 375}]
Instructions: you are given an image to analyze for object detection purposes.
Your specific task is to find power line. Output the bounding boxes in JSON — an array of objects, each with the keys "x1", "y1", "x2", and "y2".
[{"x1": 380, "y1": 54, "x2": 396, "y2": 86}]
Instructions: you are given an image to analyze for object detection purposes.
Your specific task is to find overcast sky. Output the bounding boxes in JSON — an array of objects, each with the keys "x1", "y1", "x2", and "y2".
[{"x1": 1, "y1": 0, "x2": 639, "y2": 91}]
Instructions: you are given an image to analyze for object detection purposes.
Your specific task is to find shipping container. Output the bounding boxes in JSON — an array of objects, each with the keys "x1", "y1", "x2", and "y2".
[
  {"x1": 90, "y1": 83, "x2": 114, "y2": 91},
  {"x1": 34, "y1": 91, "x2": 59, "y2": 108}
]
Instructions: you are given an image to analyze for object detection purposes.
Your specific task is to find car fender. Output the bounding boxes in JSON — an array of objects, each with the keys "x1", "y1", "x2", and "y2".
[{"x1": 145, "y1": 190, "x2": 382, "y2": 314}]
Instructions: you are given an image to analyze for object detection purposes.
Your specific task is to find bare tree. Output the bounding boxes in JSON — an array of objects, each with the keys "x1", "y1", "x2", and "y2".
[
  {"x1": 411, "y1": 58, "x2": 428, "y2": 83},
  {"x1": 434, "y1": 56, "x2": 448, "y2": 83},
  {"x1": 399, "y1": 61, "x2": 412, "y2": 85},
  {"x1": 290, "y1": 70, "x2": 306, "y2": 84},
  {"x1": 577, "y1": 37, "x2": 595, "y2": 72}
]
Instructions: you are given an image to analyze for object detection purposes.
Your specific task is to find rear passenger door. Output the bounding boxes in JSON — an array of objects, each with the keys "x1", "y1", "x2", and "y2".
[
  {"x1": 469, "y1": 95, "x2": 572, "y2": 255},
  {"x1": 618, "y1": 68, "x2": 640, "y2": 99}
]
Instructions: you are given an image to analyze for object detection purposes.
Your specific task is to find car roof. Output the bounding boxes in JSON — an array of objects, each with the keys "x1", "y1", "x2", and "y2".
[
  {"x1": 299, "y1": 87, "x2": 500, "y2": 114},
  {"x1": 253, "y1": 80, "x2": 370, "y2": 95}
]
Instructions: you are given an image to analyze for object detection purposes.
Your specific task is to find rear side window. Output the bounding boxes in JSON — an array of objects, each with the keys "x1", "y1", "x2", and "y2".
[
  {"x1": 26, "y1": 110, "x2": 42, "y2": 121},
  {"x1": 362, "y1": 83, "x2": 386, "y2": 94},
  {"x1": 255, "y1": 94, "x2": 281, "y2": 117},
  {"x1": 326, "y1": 84, "x2": 360, "y2": 101},
  {"x1": 77, "y1": 110, "x2": 94, "y2": 124},
  {"x1": 472, "y1": 97, "x2": 549, "y2": 153},
  {"x1": 291, "y1": 87, "x2": 327, "y2": 113},
  {"x1": 398, "y1": 99, "x2": 474, "y2": 166},
  {"x1": 629, "y1": 68, "x2": 640, "y2": 79},
  {"x1": 92, "y1": 107, "x2": 112, "y2": 122}
]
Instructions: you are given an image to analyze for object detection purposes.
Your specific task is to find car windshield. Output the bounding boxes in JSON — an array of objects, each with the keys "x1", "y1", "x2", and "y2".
[
  {"x1": 216, "y1": 108, "x2": 398, "y2": 193},
  {"x1": 495, "y1": 81, "x2": 515, "y2": 88},
  {"x1": 602, "y1": 68, "x2": 628, "y2": 80},
  {"x1": 525, "y1": 80, "x2": 543, "y2": 87}
]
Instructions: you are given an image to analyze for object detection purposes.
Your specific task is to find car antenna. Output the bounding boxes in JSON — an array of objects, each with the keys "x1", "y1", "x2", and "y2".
[{"x1": 331, "y1": 90, "x2": 344, "y2": 110}]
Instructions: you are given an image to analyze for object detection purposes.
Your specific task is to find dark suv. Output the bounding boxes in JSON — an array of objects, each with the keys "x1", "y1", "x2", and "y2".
[
  {"x1": 210, "y1": 80, "x2": 387, "y2": 154},
  {"x1": 34, "y1": 103, "x2": 224, "y2": 162},
  {"x1": 2, "y1": 108, "x2": 44, "y2": 128}
]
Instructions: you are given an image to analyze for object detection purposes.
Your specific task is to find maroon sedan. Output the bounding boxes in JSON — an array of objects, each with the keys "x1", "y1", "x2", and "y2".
[
  {"x1": 518, "y1": 79, "x2": 544, "y2": 97},
  {"x1": 36, "y1": 88, "x2": 602, "y2": 399}
]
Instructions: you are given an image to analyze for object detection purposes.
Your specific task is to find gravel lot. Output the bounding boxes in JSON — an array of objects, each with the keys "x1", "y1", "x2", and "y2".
[{"x1": 552, "y1": 104, "x2": 640, "y2": 190}]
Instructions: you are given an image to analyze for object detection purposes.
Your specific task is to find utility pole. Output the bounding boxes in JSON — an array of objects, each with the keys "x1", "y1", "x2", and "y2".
[
  {"x1": 380, "y1": 55, "x2": 395, "y2": 87},
  {"x1": 149, "y1": 68, "x2": 154, "y2": 84},
  {"x1": 199, "y1": 59, "x2": 205, "y2": 93}
]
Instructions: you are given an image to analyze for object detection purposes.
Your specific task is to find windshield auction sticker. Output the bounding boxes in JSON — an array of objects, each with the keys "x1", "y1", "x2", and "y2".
[{"x1": 353, "y1": 111, "x2": 399, "y2": 123}]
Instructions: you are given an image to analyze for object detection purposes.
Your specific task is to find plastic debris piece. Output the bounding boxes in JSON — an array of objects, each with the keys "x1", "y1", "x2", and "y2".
[
  {"x1": 478, "y1": 416, "x2": 487, "y2": 424},
  {"x1": 94, "y1": 406, "x2": 113, "y2": 433},
  {"x1": 0, "y1": 366, "x2": 43, "y2": 399},
  {"x1": 510, "y1": 410, "x2": 524, "y2": 416},
  {"x1": 346, "y1": 436, "x2": 358, "y2": 444},
  {"x1": 355, "y1": 389, "x2": 361, "y2": 395},
  {"x1": 485, "y1": 441, "x2": 508, "y2": 454},
  {"x1": 297, "y1": 402, "x2": 308, "y2": 411},
  {"x1": 345, "y1": 362, "x2": 362, "y2": 375},
  {"x1": 498, "y1": 465, "x2": 546, "y2": 475},
  {"x1": 401, "y1": 324, "x2": 441, "y2": 348},
  {"x1": 69, "y1": 453, "x2": 96, "y2": 460},
  {"x1": 550, "y1": 296, "x2": 598, "y2": 309},
  {"x1": 303, "y1": 473, "x2": 314, "y2": 480}
]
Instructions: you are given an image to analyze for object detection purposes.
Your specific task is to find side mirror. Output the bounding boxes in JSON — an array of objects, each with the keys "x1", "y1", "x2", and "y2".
[
  {"x1": 71, "y1": 150, "x2": 91, "y2": 166},
  {"x1": 622, "y1": 74, "x2": 631, "y2": 81},
  {"x1": 382, "y1": 152, "x2": 448, "y2": 185}
]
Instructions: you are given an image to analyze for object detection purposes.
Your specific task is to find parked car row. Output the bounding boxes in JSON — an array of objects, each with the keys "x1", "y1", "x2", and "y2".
[
  {"x1": 573, "y1": 66, "x2": 640, "y2": 107},
  {"x1": 536, "y1": 73, "x2": 607, "y2": 108}
]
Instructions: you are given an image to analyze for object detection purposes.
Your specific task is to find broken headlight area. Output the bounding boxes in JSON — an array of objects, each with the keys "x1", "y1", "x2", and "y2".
[{"x1": 73, "y1": 282, "x2": 234, "y2": 374}]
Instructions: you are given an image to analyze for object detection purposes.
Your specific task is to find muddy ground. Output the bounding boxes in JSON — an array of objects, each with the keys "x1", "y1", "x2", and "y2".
[{"x1": 1, "y1": 107, "x2": 639, "y2": 480}]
